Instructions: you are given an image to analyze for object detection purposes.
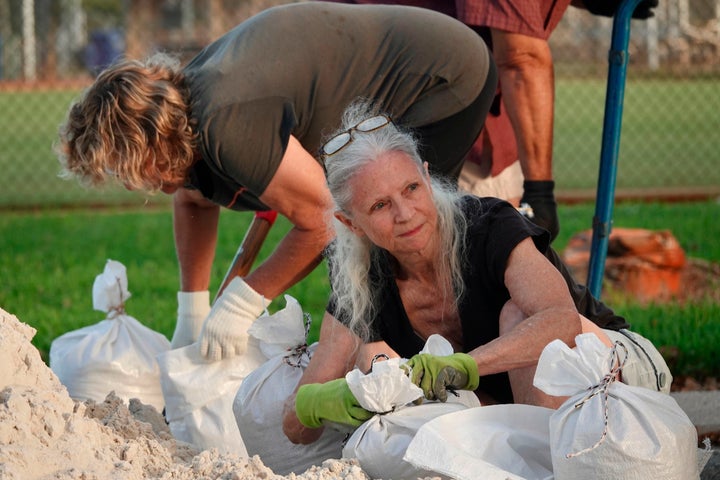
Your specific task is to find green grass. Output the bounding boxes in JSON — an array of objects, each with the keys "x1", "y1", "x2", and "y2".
[
  {"x1": 0, "y1": 89, "x2": 171, "y2": 208},
  {"x1": 1, "y1": 76, "x2": 719, "y2": 207},
  {"x1": 0, "y1": 206, "x2": 330, "y2": 362},
  {"x1": 1, "y1": 200, "x2": 719, "y2": 380},
  {"x1": 1, "y1": 81, "x2": 718, "y2": 381},
  {"x1": 554, "y1": 200, "x2": 720, "y2": 379}
]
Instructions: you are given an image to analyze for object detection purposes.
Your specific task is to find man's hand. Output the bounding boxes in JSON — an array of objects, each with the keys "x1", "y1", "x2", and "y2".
[
  {"x1": 404, "y1": 353, "x2": 480, "y2": 403},
  {"x1": 171, "y1": 290, "x2": 211, "y2": 349},
  {"x1": 519, "y1": 180, "x2": 559, "y2": 242},
  {"x1": 578, "y1": 0, "x2": 658, "y2": 19},
  {"x1": 198, "y1": 277, "x2": 266, "y2": 360},
  {"x1": 295, "y1": 378, "x2": 374, "y2": 428}
]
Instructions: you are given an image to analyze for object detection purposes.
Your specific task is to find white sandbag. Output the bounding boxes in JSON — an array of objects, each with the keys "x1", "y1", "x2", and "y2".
[
  {"x1": 234, "y1": 342, "x2": 347, "y2": 475},
  {"x1": 534, "y1": 333, "x2": 699, "y2": 480},
  {"x1": 345, "y1": 400, "x2": 468, "y2": 480},
  {"x1": 157, "y1": 295, "x2": 310, "y2": 456},
  {"x1": 342, "y1": 334, "x2": 480, "y2": 480},
  {"x1": 50, "y1": 259, "x2": 169, "y2": 411},
  {"x1": 404, "y1": 404, "x2": 555, "y2": 480},
  {"x1": 233, "y1": 295, "x2": 346, "y2": 475},
  {"x1": 246, "y1": 294, "x2": 307, "y2": 359},
  {"x1": 156, "y1": 336, "x2": 265, "y2": 455}
]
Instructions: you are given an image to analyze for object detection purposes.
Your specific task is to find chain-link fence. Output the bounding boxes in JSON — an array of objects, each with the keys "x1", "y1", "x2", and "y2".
[{"x1": 0, "y1": 0, "x2": 718, "y2": 209}]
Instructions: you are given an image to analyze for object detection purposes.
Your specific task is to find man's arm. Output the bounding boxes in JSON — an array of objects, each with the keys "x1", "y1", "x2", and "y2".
[
  {"x1": 174, "y1": 135, "x2": 331, "y2": 300},
  {"x1": 196, "y1": 135, "x2": 336, "y2": 360},
  {"x1": 169, "y1": 188, "x2": 220, "y2": 348},
  {"x1": 244, "y1": 135, "x2": 335, "y2": 299}
]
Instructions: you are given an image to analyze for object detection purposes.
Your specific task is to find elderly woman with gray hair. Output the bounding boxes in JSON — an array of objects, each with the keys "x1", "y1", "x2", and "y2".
[{"x1": 281, "y1": 101, "x2": 672, "y2": 445}]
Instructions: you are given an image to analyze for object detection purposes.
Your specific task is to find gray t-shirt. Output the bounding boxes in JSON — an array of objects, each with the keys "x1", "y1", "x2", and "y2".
[{"x1": 182, "y1": 2, "x2": 491, "y2": 210}]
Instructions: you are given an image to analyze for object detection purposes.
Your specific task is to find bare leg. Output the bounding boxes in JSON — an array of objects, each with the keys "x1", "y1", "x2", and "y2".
[{"x1": 579, "y1": 315, "x2": 613, "y2": 347}]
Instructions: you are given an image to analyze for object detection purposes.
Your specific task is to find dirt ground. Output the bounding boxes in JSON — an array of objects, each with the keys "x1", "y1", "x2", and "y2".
[{"x1": 675, "y1": 258, "x2": 720, "y2": 304}]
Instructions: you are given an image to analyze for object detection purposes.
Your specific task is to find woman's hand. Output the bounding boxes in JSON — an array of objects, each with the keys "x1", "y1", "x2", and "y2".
[
  {"x1": 282, "y1": 313, "x2": 363, "y2": 444},
  {"x1": 404, "y1": 353, "x2": 479, "y2": 402},
  {"x1": 294, "y1": 378, "x2": 373, "y2": 428}
]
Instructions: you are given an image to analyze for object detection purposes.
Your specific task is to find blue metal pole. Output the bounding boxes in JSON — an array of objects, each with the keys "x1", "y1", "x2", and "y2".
[{"x1": 587, "y1": 0, "x2": 642, "y2": 298}]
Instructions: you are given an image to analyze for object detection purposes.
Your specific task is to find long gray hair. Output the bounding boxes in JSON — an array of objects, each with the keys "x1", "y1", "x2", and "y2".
[{"x1": 323, "y1": 100, "x2": 468, "y2": 342}]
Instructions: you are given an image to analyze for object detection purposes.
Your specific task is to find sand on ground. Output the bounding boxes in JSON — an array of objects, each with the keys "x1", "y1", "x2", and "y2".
[{"x1": 0, "y1": 306, "x2": 383, "y2": 480}]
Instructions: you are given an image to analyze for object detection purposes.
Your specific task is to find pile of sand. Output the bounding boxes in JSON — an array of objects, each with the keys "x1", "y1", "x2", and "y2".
[{"x1": 0, "y1": 307, "x2": 373, "y2": 480}]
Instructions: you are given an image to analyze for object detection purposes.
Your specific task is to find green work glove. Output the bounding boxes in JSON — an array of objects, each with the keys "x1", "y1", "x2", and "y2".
[
  {"x1": 295, "y1": 378, "x2": 374, "y2": 429},
  {"x1": 405, "y1": 353, "x2": 480, "y2": 403}
]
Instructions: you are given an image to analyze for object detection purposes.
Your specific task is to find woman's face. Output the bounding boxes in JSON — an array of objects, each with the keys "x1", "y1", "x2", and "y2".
[{"x1": 336, "y1": 151, "x2": 438, "y2": 257}]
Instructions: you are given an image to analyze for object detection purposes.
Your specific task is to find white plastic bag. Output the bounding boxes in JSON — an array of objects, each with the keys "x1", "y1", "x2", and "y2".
[
  {"x1": 49, "y1": 259, "x2": 169, "y2": 411},
  {"x1": 405, "y1": 404, "x2": 554, "y2": 480},
  {"x1": 534, "y1": 333, "x2": 699, "y2": 480},
  {"x1": 342, "y1": 334, "x2": 480, "y2": 480},
  {"x1": 156, "y1": 295, "x2": 282, "y2": 454},
  {"x1": 233, "y1": 296, "x2": 346, "y2": 475},
  {"x1": 156, "y1": 336, "x2": 264, "y2": 455},
  {"x1": 246, "y1": 294, "x2": 307, "y2": 359}
]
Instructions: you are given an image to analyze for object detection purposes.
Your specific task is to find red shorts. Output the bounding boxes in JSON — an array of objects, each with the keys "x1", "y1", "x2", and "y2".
[
  {"x1": 337, "y1": 0, "x2": 572, "y2": 40},
  {"x1": 459, "y1": 0, "x2": 573, "y2": 40}
]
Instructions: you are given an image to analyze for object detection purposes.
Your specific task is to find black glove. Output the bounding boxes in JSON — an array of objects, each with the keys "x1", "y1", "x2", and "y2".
[
  {"x1": 581, "y1": 0, "x2": 658, "y2": 19},
  {"x1": 519, "y1": 180, "x2": 559, "y2": 242}
]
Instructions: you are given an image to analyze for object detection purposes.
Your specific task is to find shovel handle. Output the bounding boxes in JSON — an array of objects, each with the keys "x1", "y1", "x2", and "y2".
[{"x1": 214, "y1": 210, "x2": 278, "y2": 303}]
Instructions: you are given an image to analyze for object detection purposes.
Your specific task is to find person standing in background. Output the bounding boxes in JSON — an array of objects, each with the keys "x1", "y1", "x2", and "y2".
[{"x1": 323, "y1": 0, "x2": 658, "y2": 242}]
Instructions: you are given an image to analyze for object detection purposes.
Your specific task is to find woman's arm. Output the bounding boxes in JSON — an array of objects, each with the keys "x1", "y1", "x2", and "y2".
[
  {"x1": 282, "y1": 313, "x2": 361, "y2": 444},
  {"x1": 468, "y1": 237, "x2": 582, "y2": 376}
]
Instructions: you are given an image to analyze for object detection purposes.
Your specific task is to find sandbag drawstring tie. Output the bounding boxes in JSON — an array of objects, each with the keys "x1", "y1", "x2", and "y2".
[
  {"x1": 107, "y1": 277, "x2": 127, "y2": 319},
  {"x1": 566, "y1": 340, "x2": 628, "y2": 459},
  {"x1": 283, "y1": 312, "x2": 313, "y2": 368}
]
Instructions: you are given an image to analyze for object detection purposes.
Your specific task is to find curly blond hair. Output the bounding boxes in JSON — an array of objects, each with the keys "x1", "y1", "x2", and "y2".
[{"x1": 55, "y1": 53, "x2": 196, "y2": 192}]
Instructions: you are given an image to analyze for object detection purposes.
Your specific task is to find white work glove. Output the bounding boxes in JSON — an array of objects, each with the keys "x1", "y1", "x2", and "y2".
[
  {"x1": 198, "y1": 277, "x2": 267, "y2": 361},
  {"x1": 170, "y1": 290, "x2": 211, "y2": 349}
]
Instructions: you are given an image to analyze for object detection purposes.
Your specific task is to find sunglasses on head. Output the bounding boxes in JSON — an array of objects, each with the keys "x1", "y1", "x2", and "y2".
[{"x1": 321, "y1": 114, "x2": 392, "y2": 158}]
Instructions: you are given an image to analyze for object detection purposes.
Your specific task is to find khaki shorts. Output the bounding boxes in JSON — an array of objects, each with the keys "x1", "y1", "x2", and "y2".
[{"x1": 603, "y1": 329, "x2": 673, "y2": 394}]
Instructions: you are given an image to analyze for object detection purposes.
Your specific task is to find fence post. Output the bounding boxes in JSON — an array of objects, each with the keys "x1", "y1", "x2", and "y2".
[{"x1": 587, "y1": 0, "x2": 643, "y2": 299}]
